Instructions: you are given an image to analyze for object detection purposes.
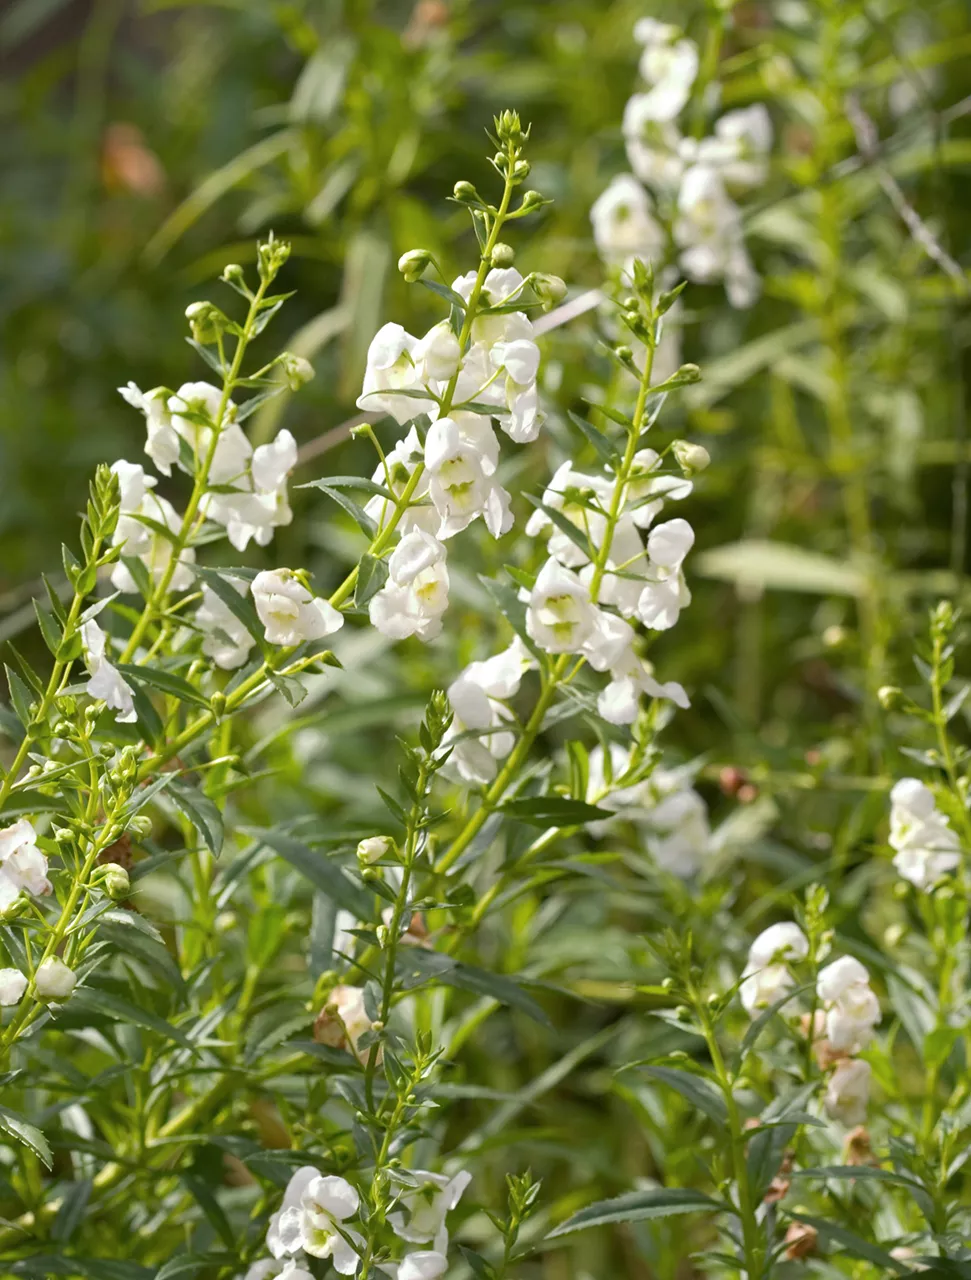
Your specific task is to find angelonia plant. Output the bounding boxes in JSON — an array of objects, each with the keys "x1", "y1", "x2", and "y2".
[{"x1": 1, "y1": 96, "x2": 969, "y2": 1280}]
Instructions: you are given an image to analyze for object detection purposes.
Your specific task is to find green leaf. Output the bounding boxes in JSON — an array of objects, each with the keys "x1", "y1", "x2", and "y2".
[
  {"x1": 567, "y1": 410, "x2": 621, "y2": 465},
  {"x1": 355, "y1": 553, "x2": 389, "y2": 606},
  {"x1": 299, "y1": 475, "x2": 391, "y2": 498},
  {"x1": 695, "y1": 540, "x2": 866, "y2": 597},
  {"x1": 0, "y1": 1104, "x2": 52, "y2": 1167},
  {"x1": 116, "y1": 664, "x2": 209, "y2": 709},
  {"x1": 499, "y1": 796, "x2": 614, "y2": 827},
  {"x1": 167, "y1": 780, "x2": 224, "y2": 856},
  {"x1": 397, "y1": 947, "x2": 551, "y2": 1026},
  {"x1": 786, "y1": 1214, "x2": 912, "y2": 1274},
  {"x1": 4, "y1": 665, "x2": 33, "y2": 728},
  {"x1": 249, "y1": 828, "x2": 373, "y2": 918},
  {"x1": 69, "y1": 987, "x2": 194, "y2": 1051},
  {"x1": 32, "y1": 599, "x2": 62, "y2": 656},
  {"x1": 419, "y1": 277, "x2": 468, "y2": 308},
  {"x1": 181, "y1": 1174, "x2": 235, "y2": 1249},
  {"x1": 641, "y1": 1065, "x2": 728, "y2": 1124},
  {"x1": 51, "y1": 1177, "x2": 92, "y2": 1242},
  {"x1": 191, "y1": 566, "x2": 264, "y2": 643},
  {"x1": 306, "y1": 482, "x2": 377, "y2": 536},
  {"x1": 523, "y1": 494, "x2": 593, "y2": 561},
  {"x1": 153, "y1": 1255, "x2": 237, "y2": 1280},
  {"x1": 547, "y1": 1187, "x2": 725, "y2": 1238},
  {"x1": 789, "y1": 1165, "x2": 926, "y2": 1192},
  {"x1": 479, "y1": 576, "x2": 542, "y2": 663}
]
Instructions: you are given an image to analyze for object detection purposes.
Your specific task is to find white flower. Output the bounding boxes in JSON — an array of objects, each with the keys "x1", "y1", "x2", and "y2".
[
  {"x1": 587, "y1": 752, "x2": 709, "y2": 874},
  {"x1": 817, "y1": 956, "x2": 880, "y2": 1054},
  {"x1": 645, "y1": 786, "x2": 711, "y2": 875},
  {"x1": 357, "y1": 835, "x2": 395, "y2": 864},
  {"x1": 526, "y1": 559, "x2": 598, "y2": 654},
  {"x1": 370, "y1": 530, "x2": 450, "y2": 641},
  {"x1": 596, "y1": 639, "x2": 690, "y2": 723},
  {"x1": 197, "y1": 581, "x2": 255, "y2": 670},
  {"x1": 168, "y1": 380, "x2": 233, "y2": 463},
  {"x1": 739, "y1": 921, "x2": 808, "y2": 1016},
  {"x1": 591, "y1": 175, "x2": 665, "y2": 269},
  {"x1": 748, "y1": 923, "x2": 810, "y2": 968},
  {"x1": 825, "y1": 1058, "x2": 871, "y2": 1128},
  {"x1": 675, "y1": 165, "x2": 759, "y2": 309},
  {"x1": 424, "y1": 417, "x2": 512, "y2": 539},
  {"x1": 634, "y1": 20, "x2": 699, "y2": 121},
  {"x1": 637, "y1": 518, "x2": 694, "y2": 630},
  {"x1": 81, "y1": 620, "x2": 137, "y2": 724},
  {"x1": 396, "y1": 1253, "x2": 449, "y2": 1280},
  {"x1": 445, "y1": 640, "x2": 535, "y2": 784},
  {"x1": 888, "y1": 777, "x2": 961, "y2": 890},
  {"x1": 242, "y1": 1261, "x2": 314, "y2": 1280},
  {"x1": 413, "y1": 321, "x2": 463, "y2": 385},
  {"x1": 35, "y1": 958, "x2": 76, "y2": 1001},
  {"x1": 328, "y1": 985, "x2": 377, "y2": 1059},
  {"x1": 389, "y1": 1169, "x2": 471, "y2": 1253},
  {"x1": 204, "y1": 428, "x2": 297, "y2": 551},
  {"x1": 0, "y1": 819, "x2": 52, "y2": 913},
  {"x1": 526, "y1": 462, "x2": 612, "y2": 568},
  {"x1": 357, "y1": 323, "x2": 432, "y2": 425},
  {"x1": 269, "y1": 1168, "x2": 361, "y2": 1275},
  {"x1": 623, "y1": 98, "x2": 684, "y2": 188},
  {"x1": 0, "y1": 968, "x2": 27, "y2": 1006},
  {"x1": 252, "y1": 569, "x2": 343, "y2": 646},
  {"x1": 119, "y1": 383, "x2": 180, "y2": 476},
  {"x1": 109, "y1": 466, "x2": 195, "y2": 595}
]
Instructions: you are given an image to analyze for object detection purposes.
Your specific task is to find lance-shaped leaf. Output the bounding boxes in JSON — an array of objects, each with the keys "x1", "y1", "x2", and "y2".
[
  {"x1": 250, "y1": 828, "x2": 373, "y2": 918},
  {"x1": 547, "y1": 1187, "x2": 726, "y2": 1238}
]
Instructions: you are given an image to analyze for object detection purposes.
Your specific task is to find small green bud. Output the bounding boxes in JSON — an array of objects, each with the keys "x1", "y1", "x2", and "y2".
[
  {"x1": 494, "y1": 109, "x2": 526, "y2": 147},
  {"x1": 491, "y1": 242, "x2": 515, "y2": 268},
  {"x1": 672, "y1": 440, "x2": 711, "y2": 476},
  {"x1": 660, "y1": 977, "x2": 676, "y2": 992},
  {"x1": 279, "y1": 352, "x2": 315, "y2": 391},
  {"x1": 129, "y1": 814, "x2": 153, "y2": 839},
  {"x1": 519, "y1": 189, "x2": 545, "y2": 212},
  {"x1": 452, "y1": 180, "x2": 479, "y2": 204},
  {"x1": 257, "y1": 233, "x2": 291, "y2": 283},
  {"x1": 670, "y1": 362, "x2": 701, "y2": 386},
  {"x1": 101, "y1": 863, "x2": 131, "y2": 900},
  {"x1": 221, "y1": 263, "x2": 245, "y2": 285},
  {"x1": 397, "y1": 248, "x2": 432, "y2": 282},
  {"x1": 674, "y1": 1004, "x2": 692, "y2": 1022},
  {"x1": 512, "y1": 159, "x2": 530, "y2": 182},
  {"x1": 531, "y1": 272, "x2": 567, "y2": 308},
  {"x1": 53, "y1": 720, "x2": 72, "y2": 739},
  {"x1": 209, "y1": 691, "x2": 227, "y2": 719},
  {"x1": 615, "y1": 345, "x2": 634, "y2": 362},
  {"x1": 185, "y1": 301, "x2": 226, "y2": 345},
  {"x1": 53, "y1": 827, "x2": 74, "y2": 844},
  {"x1": 877, "y1": 685, "x2": 902, "y2": 710}
]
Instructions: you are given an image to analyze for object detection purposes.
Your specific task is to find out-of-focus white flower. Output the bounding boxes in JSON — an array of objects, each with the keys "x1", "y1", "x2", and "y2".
[
  {"x1": 591, "y1": 175, "x2": 665, "y2": 269},
  {"x1": 389, "y1": 1169, "x2": 472, "y2": 1253},
  {"x1": 0, "y1": 968, "x2": 27, "y2": 1006},
  {"x1": 357, "y1": 323, "x2": 433, "y2": 425},
  {"x1": 739, "y1": 921, "x2": 808, "y2": 1017},
  {"x1": 696, "y1": 105, "x2": 773, "y2": 190},
  {"x1": 327, "y1": 985, "x2": 377, "y2": 1060},
  {"x1": 623, "y1": 98, "x2": 685, "y2": 188},
  {"x1": 633, "y1": 19, "x2": 699, "y2": 121},
  {"x1": 382, "y1": 1254, "x2": 449, "y2": 1280},
  {"x1": 35, "y1": 958, "x2": 76, "y2": 1001},
  {"x1": 888, "y1": 777, "x2": 961, "y2": 890},
  {"x1": 675, "y1": 165, "x2": 759, "y2": 309},
  {"x1": 370, "y1": 530, "x2": 450, "y2": 641},
  {"x1": 81, "y1": 620, "x2": 137, "y2": 724},
  {"x1": 526, "y1": 559, "x2": 598, "y2": 654},
  {"x1": 197, "y1": 580, "x2": 255, "y2": 670},
  {"x1": 825, "y1": 1058, "x2": 871, "y2": 1127},
  {"x1": 817, "y1": 956, "x2": 880, "y2": 1054},
  {"x1": 445, "y1": 639, "x2": 535, "y2": 784},
  {"x1": 268, "y1": 1167, "x2": 362, "y2": 1274},
  {"x1": 0, "y1": 819, "x2": 52, "y2": 913},
  {"x1": 424, "y1": 417, "x2": 512, "y2": 539},
  {"x1": 597, "y1": 643, "x2": 690, "y2": 723},
  {"x1": 252, "y1": 569, "x2": 343, "y2": 646}
]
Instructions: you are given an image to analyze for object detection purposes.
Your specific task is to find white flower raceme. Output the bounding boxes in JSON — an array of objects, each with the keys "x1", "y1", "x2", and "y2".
[
  {"x1": 0, "y1": 819, "x2": 52, "y2": 913},
  {"x1": 389, "y1": 1168, "x2": 472, "y2": 1252},
  {"x1": 444, "y1": 640, "x2": 535, "y2": 784},
  {"x1": 695, "y1": 105, "x2": 773, "y2": 190},
  {"x1": 109, "y1": 460, "x2": 196, "y2": 594},
  {"x1": 825, "y1": 1058, "x2": 871, "y2": 1127},
  {"x1": 81, "y1": 620, "x2": 136, "y2": 724},
  {"x1": 424, "y1": 417, "x2": 512, "y2": 539},
  {"x1": 0, "y1": 968, "x2": 27, "y2": 1006},
  {"x1": 370, "y1": 530, "x2": 450, "y2": 641},
  {"x1": 196, "y1": 580, "x2": 255, "y2": 670},
  {"x1": 739, "y1": 922, "x2": 809, "y2": 1017},
  {"x1": 633, "y1": 18, "x2": 699, "y2": 122},
  {"x1": 888, "y1": 777, "x2": 961, "y2": 890},
  {"x1": 268, "y1": 1167, "x2": 362, "y2": 1274},
  {"x1": 817, "y1": 956, "x2": 880, "y2": 1054},
  {"x1": 357, "y1": 323, "x2": 433, "y2": 425},
  {"x1": 35, "y1": 958, "x2": 76, "y2": 1001},
  {"x1": 252, "y1": 569, "x2": 343, "y2": 646},
  {"x1": 674, "y1": 165, "x2": 759, "y2": 309},
  {"x1": 623, "y1": 98, "x2": 684, "y2": 189},
  {"x1": 590, "y1": 175, "x2": 665, "y2": 269}
]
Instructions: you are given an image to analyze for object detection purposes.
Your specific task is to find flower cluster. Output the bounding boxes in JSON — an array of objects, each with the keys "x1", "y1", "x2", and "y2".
[
  {"x1": 888, "y1": 777, "x2": 961, "y2": 890},
  {"x1": 590, "y1": 17, "x2": 770, "y2": 306}
]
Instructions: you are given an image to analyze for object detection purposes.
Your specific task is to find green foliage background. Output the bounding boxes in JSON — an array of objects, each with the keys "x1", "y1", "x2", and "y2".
[{"x1": 2, "y1": 0, "x2": 971, "y2": 1276}]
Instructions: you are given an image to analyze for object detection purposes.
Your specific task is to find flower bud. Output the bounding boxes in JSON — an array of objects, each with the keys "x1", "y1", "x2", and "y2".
[
  {"x1": 358, "y1": 835, "x2": 396, "y2": 866},
  {"x1": 279, "y1": 352, "x2": 314, "y2": 390},
  {"x1": 209, "y1": 691, "x2": 227, "y2": 719},
  {"x1": 35, "y1": 958, "x2": 76, "y2": 1002},
  {"x1": 512, "y1": 159, "x2": 531, "y2": 182},
  {"x1": 491, "y1": 243, "x2": 515, "y2": 268},
  {"x1": 185, "y1": 301, "x2": 225, "y2": 345},
  {"x1": 129, "y1": 814, "x2": 153, "y2": 839},
  {"x1": 877, "y1": 685, "x2": 902, "y2": 710},
  {"x1": 519, "y1": 189, "x2": 545, "y2": 212},
  {"x1": 221, "y1": 263, "x2": 245, "y2": 286},
  {"x1": 531, "y1": 272, "x2": 567, "y2": 308},
  {"x1": 452, "y1": 180, "x2": 479, "y2": 204},
  {"x1": 615, "y1": 345, "x2": 633, "y2": 362},
  {"x1": 53, "y1": 720, "x2": 72, "y2": 739},
  {"x1": 672, "y1": 440, "x2": 711, "y2": 476},
  {"x1": 257, "y1": 234, "x2": 291, "y2": 282},
  {"x1": 494, "y1": 109, "x2": 525, "y2": 146},
  {"x1": 670, "y1": 362, "x2": 701, "y2": 386},
  {"x1": 101, "y1": 863, "x2": 131, "y2": 900},
  {"x1": 398, "y1": 249, "x2": 432, "y2": 282}
]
